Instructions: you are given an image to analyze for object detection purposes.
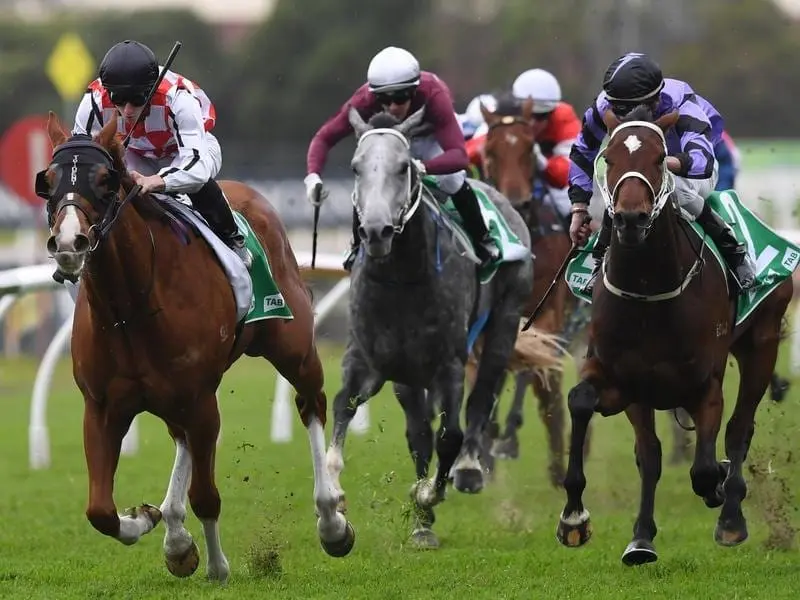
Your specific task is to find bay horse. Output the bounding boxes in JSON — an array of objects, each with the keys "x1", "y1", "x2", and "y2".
[
  {"x1": 557, "y1": 105, "x2": 793, "y2": 565},
  {"x1": 477, "y1": 97, "x2": 583, "y2": 486},
  {"x1": 40, "y1": 112, "x2": 354, "y2": 582},
  {"x1": 325, "y1": 108, "x2": 536, "y2": 548}
]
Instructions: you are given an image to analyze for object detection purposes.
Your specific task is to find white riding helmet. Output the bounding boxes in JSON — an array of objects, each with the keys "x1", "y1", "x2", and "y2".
[
  {"x1": 458, "y1": 93, "x2": 497, "y2": 137},
  {"x1": 367, "y1": 46, "x2": 421, "y2": 94},
  {"x1": 512, "y1": 68, "x2": 562, "y2": 114}
]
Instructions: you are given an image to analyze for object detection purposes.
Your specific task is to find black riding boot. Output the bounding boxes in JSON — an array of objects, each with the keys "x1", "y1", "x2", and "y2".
[
  {"x1": 343, "y1": 207, "x2": 360, "y2": 272},
  {"x1": 582, "y1": 210, "x2": 613, "y2": 295},
  {"x1": 451, "y1": 181, "x2": 498, "y2": 266},
  {"x1": 189, "y1": 179, "x2": 252, "y2": 268},
  {"x1": 695, "y1": 202, "x2": 755, "y2": 290}
]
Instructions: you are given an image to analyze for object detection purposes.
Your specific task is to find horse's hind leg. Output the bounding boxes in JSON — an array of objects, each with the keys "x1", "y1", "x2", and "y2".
[
  {"x1": 718, "y1": 318, "x2": 785, "y2": 546},
  {"x1": 533, "y1": 371, "x2": 566, "y2": 487},
  {"x1": 491, "y1": 370, "x2": 528, "y2": 460},
  {"x1": 184, "y1": 393, "x2": 229, "y2": 582},
  {"x1": 325, "y1": 341, "x2": 383, "y2": 512},
  {"x1": 621, "y1": 405, "x2": 662, "y2": 566},
  {"x1": 453, "y1": 308, "x2": 519, "y2": 494},
  {"x1": 160, "y1": 424, "x2": 200, "y2": 579},
  {"x1": 83, "y1": 400, "x2": 161, "y2": 544},
  {"x1": 394, "y1": 383, "x2": 440, "y2": 549}
]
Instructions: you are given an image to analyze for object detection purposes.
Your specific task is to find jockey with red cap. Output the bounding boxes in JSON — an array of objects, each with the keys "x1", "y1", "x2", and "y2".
[
  {"x1": 305, "y1": 46, "x2": 499, "y2": 271},
  {"x1": 73, "y1": 40, "x2": 252, "y2": 268}
]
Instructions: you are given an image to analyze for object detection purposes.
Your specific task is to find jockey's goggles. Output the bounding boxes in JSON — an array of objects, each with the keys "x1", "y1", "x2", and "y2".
[
  {"x1": 375, "y1": 88, "x2": 415, "y2": 106},
  {"x1": 108, "y1": 87, "x2": 149, "y2": 107}
]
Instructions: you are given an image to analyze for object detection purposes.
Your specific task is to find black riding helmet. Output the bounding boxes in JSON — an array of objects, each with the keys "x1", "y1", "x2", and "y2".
[
  {"x1": 99, "y1": 40, "x2": 159, "y2": 106},
  {"x1": 602, "y1": 53, "x2": 664, "y2": 108}
]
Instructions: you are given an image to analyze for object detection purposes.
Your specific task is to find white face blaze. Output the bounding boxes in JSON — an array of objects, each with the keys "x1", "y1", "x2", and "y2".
[
  {"x1": 623, "y1": 134, "x2": 642, "y2": 154},
  {"x1": 56, "y1": 202, "x2": 82, "y2": 248}
]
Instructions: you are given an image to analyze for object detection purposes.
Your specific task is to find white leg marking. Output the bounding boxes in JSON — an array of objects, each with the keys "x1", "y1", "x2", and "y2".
[
  {"x1": 412, "y1": 469, "x2": 440, "y2": 508},
  {"x1": 118, "y1": 508, "x2": 158, "y2": 545},
  {"x1": 160, "y1": 440, "x2": 194, "y2": 558},
  {"x1": 201, "y1": 518, "x2": 230, "y2": 583},
  {"x1": 311, "y1": 418, "x2": 347, "y2": 542},
  {"x1": 325, "y1": 441, "x2": 345, "y2": 502},
  {"x1": 560, "y1": 508, "x2": 591, "y2": 525}
]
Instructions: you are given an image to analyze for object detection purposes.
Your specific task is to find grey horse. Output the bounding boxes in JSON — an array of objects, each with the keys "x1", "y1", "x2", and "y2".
[{"x1": 324, "y1": 107, "x2": 534, "y2": 548}]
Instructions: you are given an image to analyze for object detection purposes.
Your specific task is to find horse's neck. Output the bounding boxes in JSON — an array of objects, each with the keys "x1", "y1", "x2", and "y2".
[
  {"x1": 83, "y1": 203, "x2": 156, "y2": 323},
  {"x1": 362, "y1": 203, "x2": 432, "y2": 281},
  {"x1": 606, "y1": 205, "x2": 689, "y2": 295}
]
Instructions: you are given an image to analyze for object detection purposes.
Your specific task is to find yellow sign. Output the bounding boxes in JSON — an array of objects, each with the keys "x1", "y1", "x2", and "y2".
[{"x1": 46, "y1": 33, "x2": 96, "y2": 102}]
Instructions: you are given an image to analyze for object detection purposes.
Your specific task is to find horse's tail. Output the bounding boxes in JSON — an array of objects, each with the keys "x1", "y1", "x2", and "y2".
[{"x1": 467, "y1": 320, "x2": 568, "y2": 388}]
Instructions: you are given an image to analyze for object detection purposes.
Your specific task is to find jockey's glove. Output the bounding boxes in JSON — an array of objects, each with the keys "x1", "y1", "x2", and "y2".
[{"x1": 304, "y1": 173, "x2": 328, "y2": 207}]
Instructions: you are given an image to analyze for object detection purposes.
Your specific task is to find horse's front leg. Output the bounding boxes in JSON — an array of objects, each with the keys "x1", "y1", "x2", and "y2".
[
  {"x1": 688, "y1": 379, "x2": 726, "y2": 509},
  {"x1": 83, "y1": 399, "x2": 162, "y2": 544},
  {"x1": 556, "y1": 378, "x2": 598, "y2": 547},
  {"x1": 621, "y1": 404, "x2": 661, "y2": 566}
]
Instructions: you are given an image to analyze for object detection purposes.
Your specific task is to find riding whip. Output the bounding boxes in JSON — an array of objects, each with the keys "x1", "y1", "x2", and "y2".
[
  {"x1": 521, "y1": 214, "x2": 591, "y2": 332},
  {"x1": 122, "y1": 41, "x2": 183, "y2": 148},
  {"x1": 311, "y1": 185, "x2": 322, "y2": 269}
]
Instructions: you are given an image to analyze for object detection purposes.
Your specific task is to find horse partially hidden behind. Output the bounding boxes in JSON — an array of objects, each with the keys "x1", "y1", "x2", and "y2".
[
  {"x1": 476, "y1": 97, "x2": 585, "y2": 486},
  {"x1": 324, "y1": 107, "x2": 540, "y2": 548},
  {"x1": 40, "y1": 112, "x2": 354, "y2": 582},
  {"x1": 557, "y1": 105, "x2": 793, "y2": 565}
]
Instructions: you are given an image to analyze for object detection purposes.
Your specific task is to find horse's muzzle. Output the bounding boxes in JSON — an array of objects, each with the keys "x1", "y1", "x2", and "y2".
[
  {"x1": 48, "y1": 233, "x2": 91, "y2": 276},
  {"x1": 358, "y1": 223, "x2": 394, "y2": 258},
  {"x1": 613, "y1": 211, "x2": 650, "y2": 246}
]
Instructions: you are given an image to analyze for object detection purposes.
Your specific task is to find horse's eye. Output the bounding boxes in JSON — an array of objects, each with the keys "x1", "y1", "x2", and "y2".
[
  {"x1": 351, "y1": 164, "x2": 358, "y2": 175},
  {"x1": 400, "y1": 162, "x2": 409, "y2": 174}
]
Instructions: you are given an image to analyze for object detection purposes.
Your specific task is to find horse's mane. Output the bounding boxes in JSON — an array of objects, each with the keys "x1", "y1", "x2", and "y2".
[
  {"x1": 621, "y1": 104, "x2": 655, "y2": 123},
  {"x1": 368, "y1": 112, "x2": 401, "y2": 129}
]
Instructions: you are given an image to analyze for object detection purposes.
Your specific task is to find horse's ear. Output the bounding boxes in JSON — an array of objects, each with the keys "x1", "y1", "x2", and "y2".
[
  {"x1": 46, "y1": 111, "x2": 67, "y2": 148},
  {"x1": 521, "y1": 98, "x2": 534, "y2": 121},
  {"x1": 396, "y1": 106, "x2": 426, "y2": 137},
  {"x1": 654, "y1": 110, "x2": 679, "y2": 132},
  {"x1": 602, "y1": 109, "x2": 621, "y2": 134},
  {"x1": 479, "y1": 101, "x2": 496, "y2": 124},
  {"x1": 95, "y1": 111, "x2": 118, "y2": 149},
  {"x1": 348, "y1": 106, "x2": 370, "y2": 138}
]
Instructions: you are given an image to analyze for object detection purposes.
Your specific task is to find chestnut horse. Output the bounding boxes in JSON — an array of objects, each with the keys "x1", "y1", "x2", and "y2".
[
  {"x1": 40, "y1": 112, "x2": 354, "y2": 582},
  {"x1": 557, "y1": 105, "x2": 793, "y2": 565},
  {"x1": 477, "y1": 97, "x2": 581, "y2": 486}
]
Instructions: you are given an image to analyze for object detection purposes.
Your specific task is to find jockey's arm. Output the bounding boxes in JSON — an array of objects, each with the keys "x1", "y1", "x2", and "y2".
[
  {"x1": 568, "y1": 99, "x2": 607, "y2": 206},
  {"x1": 72, "y1": 89, "x2": 104, "y2": 136},
  {"x1": 306, "y1": 98, "x2": 362, "y2": 176},
  {"x1": 425, "y1": 90, "x2": 469, "y2": 175},
  {"x1": 671, "y1": 103, "x2": 715, "y2": 180},
  {"x1": 156, "y1": 90, "x2": 215, "y2": 194}
]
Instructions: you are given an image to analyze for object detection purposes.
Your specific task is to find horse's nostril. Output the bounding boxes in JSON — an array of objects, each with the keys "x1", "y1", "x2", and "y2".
[
  {"x1": 637, "y1": 212, "x2": 649, "y2": 224},
  {"x1": 46, "y1": 236, "x2": 57, "y2": 254},
  {"x1": 74, "y1": 234, "x2": 91, "y2": 253},
  {"x1": 380, "y1": 225, "x2": 394, "y2": 240},
  {"x1": 357, "y1": 226, "x2": 367, "y2": 241}
]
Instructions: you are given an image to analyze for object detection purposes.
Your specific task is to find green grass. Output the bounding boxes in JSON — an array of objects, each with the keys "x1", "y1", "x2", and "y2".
[{"x1": 0, "y1": 341, "x2": 798, "y2": 599}]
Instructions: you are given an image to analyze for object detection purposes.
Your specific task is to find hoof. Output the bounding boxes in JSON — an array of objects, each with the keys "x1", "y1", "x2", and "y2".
[
  {"x1": 621, "y1": 539, "x2": 658, "y2": 566},
  {"x1": 165, "y1": 540, "x2": 200, "y2": 578},
  {"x1": 490, "y1": 436, "x2": 519, "y2": 460},
  {"x1": 410, "y1": 527, "x2": 439, "y2": 550},
  {"x1": 321, "y1": 520, "x2": 355, "y2": 558},
  {"x1": 556, "y1": 512, "x2": 592, "y2": 548},
  {"x1": 453, "y1": 468, "x2": 484, "y2": 494},
  {"x1": 714, "y1": 523, "x2": 748, "y2": 547}
]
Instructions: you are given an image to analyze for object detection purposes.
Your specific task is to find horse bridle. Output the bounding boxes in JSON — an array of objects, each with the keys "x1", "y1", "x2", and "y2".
[
  {"x1": 36, "y1": 137, "x2": 140, "y2": 251},
  {"x1": 351, "y1": 127, "x2": 424, "y2": 235},
  {"x1": 596, "y1": 120, "x2": 676, "y2": 236},
  {"x1": 595, "y1": 120, "x2": 708, "y2": 302}
]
